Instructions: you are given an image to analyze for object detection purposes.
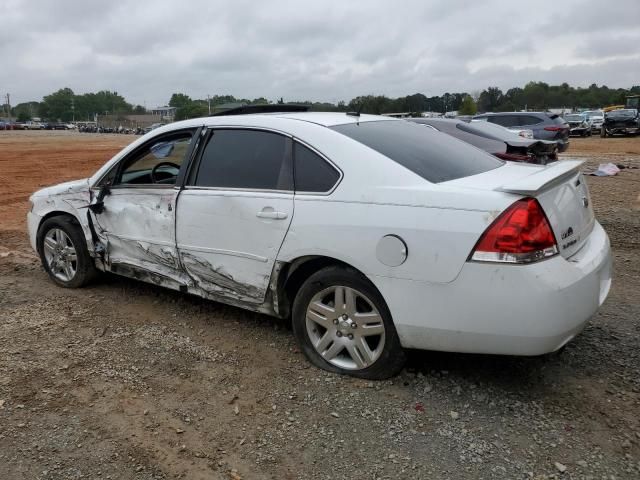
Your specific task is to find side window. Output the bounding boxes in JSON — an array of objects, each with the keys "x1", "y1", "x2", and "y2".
[
  {"x1": 194, "y1": 129, "x2": 292, "y2": 190},
  {"x1": 518, "y1": 115, "x2": 542, "y2": 126},
  {"x1": 115, "y1": 131, "x2": 194, "y2": 186},
  {"x1": 294, "y1": 143, "x2": 340, "y2": 193},
  {"x1": 489, "y1": 115, "x2": 520, "y2": 127}
]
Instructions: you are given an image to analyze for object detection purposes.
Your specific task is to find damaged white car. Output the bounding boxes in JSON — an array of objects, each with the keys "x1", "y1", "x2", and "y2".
[{"x1": 28, "y1": 110, "x2": 612, "y2": 379}]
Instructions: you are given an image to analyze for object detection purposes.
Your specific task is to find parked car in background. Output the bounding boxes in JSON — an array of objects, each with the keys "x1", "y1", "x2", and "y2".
[
  {"x1": 0, "y1": 121, "x2": 7, "y2": 130},
  {"x1": 583, "y1": 110, "x2": 604, "y2": 133},
  {"x1": 472, "y1": 112, "x2": 570, "y2": 152},
  {"x1": 564, "y1": 113, "x2": 593, "y2": 137},
  {"x1": 27, "y1": 111, "x2": 611, "y2": 378},
  {"x1": 409, "y1": 117, "x2": 557, "y2": 164},
  {"x1": 601, "y1": 109, "x2": 640, "y2": 137},
  {"x1": 24, "y1": 121, "x2": 44, "y2": 130},
  {"x1": 143, "y1": 122, "x2": 165, "y2": 134}
]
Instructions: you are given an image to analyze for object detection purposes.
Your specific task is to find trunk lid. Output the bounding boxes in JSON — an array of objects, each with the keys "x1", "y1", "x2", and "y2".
[{"x1": 446, "y1": 160, "x2": 595, "y2": 259}]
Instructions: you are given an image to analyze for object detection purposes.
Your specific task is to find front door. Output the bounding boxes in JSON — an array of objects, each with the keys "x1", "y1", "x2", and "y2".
[
  {"x1": 176, "y1": 128, "x2": 294, "y2": 304},
  {"x1": 91, "y1": 128, "x2": 199, "y2": 283}
]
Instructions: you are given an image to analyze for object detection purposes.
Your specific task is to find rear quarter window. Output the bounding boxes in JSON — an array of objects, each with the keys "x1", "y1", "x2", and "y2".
[
  {"x1": 331, "y1": 120, "x2": 503, "y2": 183},
  {"x1": 294, "y1": 142, "x2": 340, "y2": 193}
]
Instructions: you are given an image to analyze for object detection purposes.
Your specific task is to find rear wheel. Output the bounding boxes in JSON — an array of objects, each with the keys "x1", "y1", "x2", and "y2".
[
  {"x1": 37, "y1": 216, "x2": 97, "y2": 288},
  {"x1": 292, "y1": 266, "x2": 406, "y2": 379}
]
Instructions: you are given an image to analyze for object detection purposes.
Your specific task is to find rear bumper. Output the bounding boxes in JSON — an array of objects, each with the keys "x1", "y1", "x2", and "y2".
[{"x1": 373, "y1": 221, "x2": 612, "y2": 356}]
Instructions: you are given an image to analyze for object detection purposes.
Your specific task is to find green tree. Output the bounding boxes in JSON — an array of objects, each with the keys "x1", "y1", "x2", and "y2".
[
  {"x1": 12, "y1": 101, "x2": 40, "y2": 121},
  {"x1": 169, "y1": 93, "x2": 193, "y2": 109},
  {"x1": 458, "y1": 95, "x2": 477, "y2": 115},
  {"x1": 477, "y1": 87, "x2": 504, "y2": 112},
  {"x1": 40, "y1": 87, "x2": 75, "y2": 121}
]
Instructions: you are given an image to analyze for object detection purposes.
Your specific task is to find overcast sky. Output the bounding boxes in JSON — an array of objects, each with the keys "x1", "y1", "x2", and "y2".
[{"x1": 2, "y1": 0, "x2": 639, "y2": 107}]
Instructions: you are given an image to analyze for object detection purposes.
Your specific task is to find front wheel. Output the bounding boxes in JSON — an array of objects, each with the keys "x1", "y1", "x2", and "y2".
[
  {"x1": 292, "y1": 266, "x2": 406, "y2": 379},
  {"x1": 37, "y1": 216, "x2": 97, "y2": 288}
]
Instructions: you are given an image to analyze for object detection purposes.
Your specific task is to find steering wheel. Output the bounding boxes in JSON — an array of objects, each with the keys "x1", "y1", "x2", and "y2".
[{"x1": 151, "y1": 161, "x2": 180, "y2": 183}]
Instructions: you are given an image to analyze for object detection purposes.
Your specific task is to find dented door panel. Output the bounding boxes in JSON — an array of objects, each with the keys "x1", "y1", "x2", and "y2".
[
  {"x1": 176, "y1": 189, "x2": 294, "y2": 304},
  {"x1": 92, "y1": 188, "x2": 185, "y2": 283}
]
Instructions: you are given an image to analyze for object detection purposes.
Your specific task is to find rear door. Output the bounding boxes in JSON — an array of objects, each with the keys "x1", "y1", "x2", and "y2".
[{"x1": 176, "y1": 128, "x2": 294, "y2": 304}]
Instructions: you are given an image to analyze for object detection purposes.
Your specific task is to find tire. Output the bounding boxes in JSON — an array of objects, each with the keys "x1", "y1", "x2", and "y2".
[
  {"x1": 291, "y1": 265, "x2": 406, "y2": 379},
  {"x1": 37, "y1": 216, "x2": 97, "y2": 288}
]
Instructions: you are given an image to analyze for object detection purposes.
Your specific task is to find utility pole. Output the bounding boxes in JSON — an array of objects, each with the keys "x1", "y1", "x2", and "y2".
[
  {"x1": 5, "y1": 93, "x2": 11, "y2": 122},
  {"x1": 207, "y1": 94, "x2": 211, "y2": 115},
  {"x1": 71, "y1": 97, "x2": 75, "y2": 123}
]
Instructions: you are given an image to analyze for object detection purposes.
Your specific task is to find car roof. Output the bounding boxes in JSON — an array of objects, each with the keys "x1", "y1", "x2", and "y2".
[
  {"x1": 409, "y1": 117, "x2": 462, "y2": 125},
  {"x1": 163, "y1": 111, "x2": 398, "y2": 131},
  {"x1": 475, "y1": 111, "x2": 550, "y2": 116}
]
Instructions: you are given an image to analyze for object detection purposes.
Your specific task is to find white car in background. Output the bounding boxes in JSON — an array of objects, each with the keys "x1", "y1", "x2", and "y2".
[
  {"x1": 27, "y1": 111, "x2": 612, "y2": 379},
  {"x1": 583, "y1": 110, "x2": 604, "y2": 133}
]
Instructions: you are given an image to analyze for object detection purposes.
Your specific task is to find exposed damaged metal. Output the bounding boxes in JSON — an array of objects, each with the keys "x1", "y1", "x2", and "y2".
[{"x1": 180, "y1": 251, "x2": 266, "y2": 302}]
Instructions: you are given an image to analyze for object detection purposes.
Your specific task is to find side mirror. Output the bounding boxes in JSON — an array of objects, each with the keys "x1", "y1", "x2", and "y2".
[{"x1": 89, "y1": 183, "x2": 111, "y2": 214}]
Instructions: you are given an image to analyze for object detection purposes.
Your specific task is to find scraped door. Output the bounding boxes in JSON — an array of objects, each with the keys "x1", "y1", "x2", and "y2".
[
  {"x1": 91, "y1": 128, "x2": 199, "y2": 283},
  {"x1": 176, "y1": 128, "x2": 294, "y2": 304}
]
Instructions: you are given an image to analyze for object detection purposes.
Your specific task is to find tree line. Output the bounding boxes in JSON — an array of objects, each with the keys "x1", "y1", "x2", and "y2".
[{"x1": 3, "y1": 82, "x2": 640, "y2": 122}]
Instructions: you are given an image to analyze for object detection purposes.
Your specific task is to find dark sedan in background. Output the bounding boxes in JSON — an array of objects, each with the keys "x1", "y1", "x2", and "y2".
[
  {"x1": 472, "y1": 112, "x2": 570, "y2": 153},
  {"x1": 408, "y1": 117, "x2": 558, "y2": 164},
  {"x1": 601, "y1": 109, "x2": 640, "y2": 137}
]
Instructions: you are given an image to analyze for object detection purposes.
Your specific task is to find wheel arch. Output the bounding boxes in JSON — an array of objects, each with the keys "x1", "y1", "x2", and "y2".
[
  {"x1": 274, "y1": 255, "x2": 385, "y2": 319},
  {"x1": 36, "y1": 211, "x2": 86, "y2": 255}
]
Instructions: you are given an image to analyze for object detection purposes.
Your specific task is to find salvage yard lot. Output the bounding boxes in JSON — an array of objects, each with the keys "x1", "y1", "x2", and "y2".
[{"x1": 1, "y1": 130, "x2": 639, "y2": 479}]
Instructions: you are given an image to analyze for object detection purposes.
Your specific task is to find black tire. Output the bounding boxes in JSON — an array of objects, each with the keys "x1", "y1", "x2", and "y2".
[
  {"x1": 291, "y1": 265, "x2": 406, "y2": 379},
  {"x1": 37, "y1": 215, "x2": 97, "y2": 288}
]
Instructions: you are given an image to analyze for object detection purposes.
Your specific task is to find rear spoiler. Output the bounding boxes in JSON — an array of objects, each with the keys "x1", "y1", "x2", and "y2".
[{"x1": 496, "y1": 160, "x2": 584, "y2": 195}]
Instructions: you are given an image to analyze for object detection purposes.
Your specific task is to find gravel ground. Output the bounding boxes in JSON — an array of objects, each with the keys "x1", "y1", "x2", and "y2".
[{"x1": 0, "y1": 132, "x2": 639, "y2": 479}]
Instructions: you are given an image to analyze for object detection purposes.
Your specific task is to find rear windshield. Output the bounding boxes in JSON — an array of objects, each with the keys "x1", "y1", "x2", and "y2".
[{"x1": 331, "y1": 120, "x2": 503, "y2": 183}]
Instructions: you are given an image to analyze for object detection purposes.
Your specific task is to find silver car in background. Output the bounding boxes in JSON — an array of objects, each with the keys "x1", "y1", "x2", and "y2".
[{"x1": 583, "y1": 110, "x2": 604, "y2": 134}]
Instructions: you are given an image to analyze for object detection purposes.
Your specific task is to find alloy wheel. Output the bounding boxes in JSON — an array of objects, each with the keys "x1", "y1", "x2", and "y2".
[
  {"x1": 43, "y1": 228, "x2": 78, "y2": 282},
  {"x1": 305, "y1": 286, "x2": 386, "y2": 370}
]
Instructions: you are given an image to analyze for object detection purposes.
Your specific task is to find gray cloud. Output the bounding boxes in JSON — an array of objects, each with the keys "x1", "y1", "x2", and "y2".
[{"x1": 2, "y1": 0, "x2": 639, "y2": 107}]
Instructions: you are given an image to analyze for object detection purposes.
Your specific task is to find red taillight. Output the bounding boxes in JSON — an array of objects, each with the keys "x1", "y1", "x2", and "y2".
[
  {"x1": 494, "y1": 152, "x2": 532, "y2": 162},
  {"x1": 470, "y1": 198, "x2": 558, "y2": 264},
  {"x1": 544, "y1": 126, "x2": 565, "y2": 132}
]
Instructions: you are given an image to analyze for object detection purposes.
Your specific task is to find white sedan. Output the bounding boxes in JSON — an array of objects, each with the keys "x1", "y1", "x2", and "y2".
[{"x1": 27, "y1": 111, "x2": 612, "y2": 379}]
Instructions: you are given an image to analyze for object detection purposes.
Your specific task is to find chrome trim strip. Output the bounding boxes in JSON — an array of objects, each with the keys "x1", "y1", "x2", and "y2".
[{"x1": 177, "y1": 244, "x2": 268, "y2": 262}]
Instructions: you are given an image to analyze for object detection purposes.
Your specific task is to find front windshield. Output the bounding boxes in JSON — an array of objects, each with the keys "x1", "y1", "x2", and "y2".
[
  {"x1": 583, "y1": 111, "x2": 602, "y2": 118},
  {"x1": 565, "y1": 115, "x2": 584, "y2": 122}
]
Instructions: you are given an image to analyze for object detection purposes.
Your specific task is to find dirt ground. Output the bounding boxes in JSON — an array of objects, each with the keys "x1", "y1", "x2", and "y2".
[{"x1": 0, "y1": 131, "x2": 639, "y2": 479}]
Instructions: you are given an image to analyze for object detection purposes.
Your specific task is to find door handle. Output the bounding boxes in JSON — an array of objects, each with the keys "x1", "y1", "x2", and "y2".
[{"x1": 257, "y1": 208, "x2": 288, "y2": 220}]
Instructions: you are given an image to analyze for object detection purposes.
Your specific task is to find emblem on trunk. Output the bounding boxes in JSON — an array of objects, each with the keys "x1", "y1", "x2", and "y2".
[
  {"x1": 561, "y1": 227, "x2": 574, "y2": 240},
  {"x1": 581, "y1": 196, "x2": 589, "y2": 208}
]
